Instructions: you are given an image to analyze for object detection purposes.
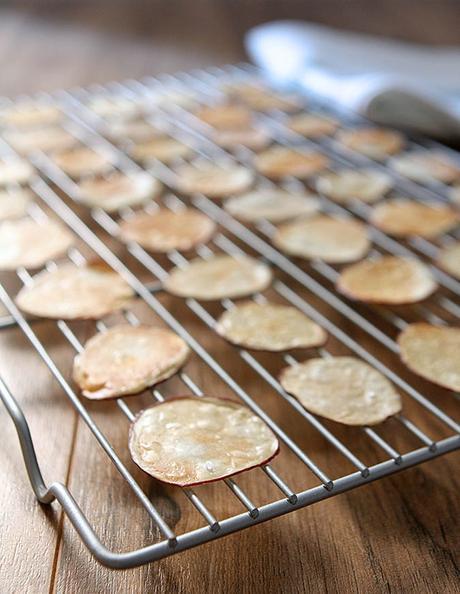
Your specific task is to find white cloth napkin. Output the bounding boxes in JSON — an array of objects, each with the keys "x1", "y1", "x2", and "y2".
[{"x1": 245, "y1": 21, "x2": 460, "y2": 138}]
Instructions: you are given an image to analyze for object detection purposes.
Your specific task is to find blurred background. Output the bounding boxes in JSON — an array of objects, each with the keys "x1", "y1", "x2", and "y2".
[{"x1": 2, "y1": 0, "x2": 460, "y2": 95}]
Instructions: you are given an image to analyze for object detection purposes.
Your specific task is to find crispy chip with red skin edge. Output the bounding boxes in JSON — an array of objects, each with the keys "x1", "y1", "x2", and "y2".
[
  {"x1": 51, "y1": 147, "x2": 113, "y2": 178},
  {"x1": 273, "y1": 215, "x2": 370, "y2": 263},
  {"x1": 0, "y1": 219, "x2": 74, "y2": 270},
  {"x1": 397, "y1": 323, "x2": 460, "y2": 391},
  {"x1": 390, "y1": 152, "x2": 460, "y2": 183},
  {"x1": 338, "y1": 127, "x2": 404, "y2": 159},
  {"x1": 73, "y1": 325, "x2": 190, "y2": 400},
  {"x1": 315, "y1": 169, "x2": 393, "y2": 204},
  {"x1": 224, "y1": 189, "x2": 320, "y2": 223},
  {"x1": 16, "y1": 262, "x2": 134, "y2": 320},
  {"x1": 215, "y1": 301, "x2": 327, "y2": 351},
  {"x1": 370, "y1": 199, "x2": 458, "y2": 238},
  {"x1": 255, "y1": 146, "x2": 329, "y2": 180},
  {"x1": 279, "y1": 357, "x2": 402, "y2": 426},
  {"x1": 174, "y1": 164, "x2": 254, "y2": 198},
  {"x1": 336, "y1": 256, "x2": 437, "y2": 304},
  {"x1": 164, "y1": 255, "x2": 272, "y2": 301},
  {"x1": 119, "y1": 208, "x2": 215, "y2": 253},
  {"x1": 288, "y1": 113, "x2": 339, "y2": 138},
  {"x1": 76, "y1": 171, "x2": 161, "y2": 212},
  {"x1": 129, "y1": 397, "x2": 280, "y2": 486}
]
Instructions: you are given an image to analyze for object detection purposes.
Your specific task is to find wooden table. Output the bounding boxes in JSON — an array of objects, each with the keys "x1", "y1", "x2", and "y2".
[{"x1": 0, "y1": 7, "x2": 459, "y2": 593}]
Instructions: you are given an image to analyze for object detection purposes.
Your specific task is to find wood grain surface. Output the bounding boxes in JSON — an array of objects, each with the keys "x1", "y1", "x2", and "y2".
[{"x1": 0, "y1": 4, "x2": 459, "y2": 594}]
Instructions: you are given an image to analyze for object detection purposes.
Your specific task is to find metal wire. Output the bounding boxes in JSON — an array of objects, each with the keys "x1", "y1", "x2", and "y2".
[{"x1": 0, "y1": 64, "x2": 459, "y2": 569}]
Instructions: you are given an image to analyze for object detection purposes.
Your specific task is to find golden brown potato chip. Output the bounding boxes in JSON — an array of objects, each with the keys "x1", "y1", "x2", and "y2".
[
  {"x1": 87, "y1": 97, "x2": 139, "y2": 119},
  {"x1": 228, "y1": 85, "x2": 299, "y2": 112},
  {"x1": 129, "y1": 396, "x2": 279, "y2": 486},
  {"x1": 337, "y1": 127, "x2": 404, "y2": 159},
  {"x1": 130, "y1": 136, "x2": 194, "y2": 163},
  {"x1": 336, "y1": 256, "x2": 437, "y2": 304},
  {"x1": 390, "y1": 152, "x2": 460, "y2": 183},
  {"x1": 370, "y1": 199, "x2": 458, "y2": 238},
  {"x1": 73, "y1": 325, "x2": 190, "y2": 400},
  {"x1": 0, "y1": 104, "x2": 62, "y2": 128},
  {"x1": 4, "y1": 126, "x2": 77, "y2": 154},
  {"x1": 273, "y1": 215, "x2": 370, "y2": 263},
  {"x1": 16, "y1": 262, "x2": 134, "y2": 319},
  {"x1": 315, "y1": 169, "x2": 393, "y2": 204},
  {"x1": 288, "y1": 113, "x2": 339, "y2": 138},
  {"x1": 212, "y1": 127, "x2": 271, "y2": 150},
  {"x1": 105, "y1": 119, "x2": 159, "y2": 142},
  {"x1": 76, "y1": 171, "x2": 161, "y2": 211},
  {"x1": 437, "y1": 242, "x2": 460, "y2": 279},
  {"x1": 224, "y1": 189, "x2": 320, "y2": 223},
  {"x1": 279, "y1": 357, "x2": 402, "y2": 425},
  {"x1": 195, "y1": 104, "x2": 252, "y2": 129},
  {"x1": 174, "y1": 163, "x2": 254, "y2": 198},
  {"x1": 0, "y1": 219, "x2": 74, "y2": 270},
  {"x1": 0, "y1": 189, "x2": 33, "y2": 221},
  {"x1": 254, "y1": 146, "x2": 329, "y2": 180},
  {"x1": 164, "y1": 254, "x2": 272, "y2": 300},
  {"x1": 397, "y1": 323, "x2": 460, "y2": 391},
  {"x1": 0, "y1": 157, "x2": 35, "y2": 186},
  {"x1": 215, "y1": 301, "x2": 327, "y2": 351},
  {"x1": 118, "y1": 208, "x2": 216, "y2": 252},
  {"x1": 51, "y1": 147, "x2": 113, "y2": 178}
]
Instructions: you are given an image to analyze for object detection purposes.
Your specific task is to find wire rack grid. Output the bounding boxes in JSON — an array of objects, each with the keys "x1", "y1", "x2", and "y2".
[{"x1": 0, "y1": 63, "x2": 459, "y2": 569}]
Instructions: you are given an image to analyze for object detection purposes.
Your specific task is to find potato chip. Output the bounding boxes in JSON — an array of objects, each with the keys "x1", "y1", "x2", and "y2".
[
  {"x1": 0, "y1": 157, "x2": 35, "y2": 186},
  {"x1": 129, "y1": 396, "x2": 279, "y2": 486},
  {"x1": 212, "y1": 127, "x2": 270, "y2": 150},
  {"x1": 174, "y1": 163, "x2": 254, "y2": 198},
  {"x1": 0, "y1": 188, "x2": 33, "y2": 221},
  {"x1": 0, "y1": 219, "x2": 74, "y2": 270},
  {"x1": 195, "y1": 104, "x2": 252, "y2": 129},
  {"x1": 164, "y1": 254, "x2": 272, "y2": 300},
  {"x1": 215, "y1": 301, "x2": 327, "y2": 351},
  {"x1": 16, "y1": 262, "x2": 134, "y2": 319},
  {"x1": 273, "y1": 215, "x2": 370, "y2": 263},
  {"x1": 397, "y1": 323, "x2": 460, "y2": 391},
  {"x1": 73, "y1": 325, "x2": 190, "y2": 400},
  {"x1": 279, "y1": 357, "x2": 402, "y2": 425},
  {"x1": 390, "y1": 151, "x2": 460, "y2": 183},
  {"x1": 87, "y1": 97, "x2": 139, "y2": 119},
  {"x1": 51, "y1": 147, "x2": 113, "y2": 178},
  {"x1": 288, "y1": 113, "x2": 339, "y2": 138},
  {"x1": 228, "y1": 85, "x2": 299, "y2": 112},
  {"x1": 130, "y1": 136, "x2": 193, "y2": 163},
  {"x1": 0, "y1": 104, "x2": 62, "y2": 128},
  {"x1": 4, "y1": 126, "x2": 77, "y2": 154},
  {"x1": 254, "y1": 146, "x2": 329, "y2": 180},
  {"x1": 119, "y1": 208, "x2": 216, "y2": 252},
  {"x1": 105, "y1": 119, "x2": 159, "y2": 142},
  {"x1": 76, "y1": 171, "x2": 161, "y2": 211},
  {"x1": 224, "y1": 189, "x2": 320, "y2": 223},
  {"x1": 370, "y1": 199, "x2": 458, "y2": 238},
  {"x1": 315, "y1": 168, "x2": 393, "y2": 203},
  {"x1": 336, "y1": 256, "x2": 437, "y2": 304},
  {"x1": 436, "y1": 242, "x2": 460, "y2": 279},
  {"x1": 337, "y1": 127, "x2": 404, "y2": 159}
]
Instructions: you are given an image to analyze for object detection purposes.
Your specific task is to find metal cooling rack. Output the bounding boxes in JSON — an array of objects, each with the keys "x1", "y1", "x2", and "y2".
[{"x1": 0, "y1": 63, "x2": 459, "y2": 569}]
